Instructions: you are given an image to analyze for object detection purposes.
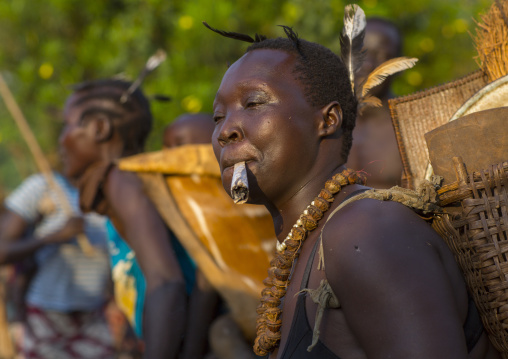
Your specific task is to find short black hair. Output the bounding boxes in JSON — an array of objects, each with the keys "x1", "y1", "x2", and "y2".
[
  {"x1": 246, "y1": 34, "x2": 357, "y2": 161},
  {"x1": 71, "y1": 79, "x2": 152, "y2": 155}
]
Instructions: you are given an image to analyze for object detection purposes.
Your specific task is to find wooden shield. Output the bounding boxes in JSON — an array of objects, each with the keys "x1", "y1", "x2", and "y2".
[{"x1": 118, "y1": 144, "x2": 275, "y2": 340}]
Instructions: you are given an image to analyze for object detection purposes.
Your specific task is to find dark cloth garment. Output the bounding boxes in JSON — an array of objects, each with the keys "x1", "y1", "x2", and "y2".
[
  {"x1": 464, "y1": 292, "x2": 484, "y2": 352},
  {"x1": 280, "y1": 192, "x2": 484, "y2": 358},
  {"x1": 279, "y1": 237, "x2": 339, "y2": 359}
]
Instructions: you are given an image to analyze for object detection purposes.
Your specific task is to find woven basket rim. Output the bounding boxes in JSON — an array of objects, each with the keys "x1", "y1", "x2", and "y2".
[{"x1": 389, "y1": 70, "x2": 486, "y2": 106}]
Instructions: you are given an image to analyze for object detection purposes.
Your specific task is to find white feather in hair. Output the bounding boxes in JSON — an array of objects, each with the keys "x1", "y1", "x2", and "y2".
[
  {"x1": 120, "y1": 49, "x2": 167, "y2": 103},
  {"x1": 340, "y1": 4, "x2": 367, "y2": 94}
]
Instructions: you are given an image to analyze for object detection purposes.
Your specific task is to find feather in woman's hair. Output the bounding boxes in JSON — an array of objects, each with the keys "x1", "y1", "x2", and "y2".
[
  {"x1": 120, "y1": 49, "x2": 167, "y2": 103},
  {"x1": 145, "y1": 49, "x2": 167, "y2": 72},
  {"x1": 361, "y1": 57, "x2": 418, "y2": 97},
  {"x1": 339, "y1": 4, "x2": 366, "y2": 94},
  {"x1": 202, "y1": 22, "x2": 266, "y2": 43}
]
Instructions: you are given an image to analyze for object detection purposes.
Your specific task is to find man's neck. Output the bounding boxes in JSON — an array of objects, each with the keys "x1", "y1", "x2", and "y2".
[
  {"x1": 99, "y1": 140, "x2": 125, "y2": 163},
  {"x1": 267, "y1": 163, "x2": 347, "y2": 242}
]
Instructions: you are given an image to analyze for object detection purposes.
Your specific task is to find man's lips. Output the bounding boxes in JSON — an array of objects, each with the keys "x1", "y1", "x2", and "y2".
[
  {"x1": 218, "y1": 143, "x2": 260, "y2": 174},
  {"x1": 222, "y1": 159, "x2": 254, "y2": 174},
  {"x1": 220, "y1": 151, "x2": 258, "y2": 171}
]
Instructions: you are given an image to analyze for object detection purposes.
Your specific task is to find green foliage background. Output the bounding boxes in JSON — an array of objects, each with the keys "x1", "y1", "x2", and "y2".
[{"x1": 0, "y1": 0, "x2": 493, "y2": 193}]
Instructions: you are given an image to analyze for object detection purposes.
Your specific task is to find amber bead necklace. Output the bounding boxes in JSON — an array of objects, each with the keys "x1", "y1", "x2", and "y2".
[{"x1": 253, "y1": 168, "x2": 366, "y2": 356}]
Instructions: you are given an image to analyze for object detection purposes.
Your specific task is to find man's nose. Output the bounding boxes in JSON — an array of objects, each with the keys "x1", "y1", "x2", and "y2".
[{"x1": 216, "y1": 114, "x2": 244, "y2": 147}]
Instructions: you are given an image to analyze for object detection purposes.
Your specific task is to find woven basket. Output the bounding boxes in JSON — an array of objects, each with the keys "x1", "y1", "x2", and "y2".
[
  {"x1": 388, "y1": 71, "x2": 488, "y2": 189},
  {"x1": 432, "y1": 159, "x2": 508, "y2": 356}
]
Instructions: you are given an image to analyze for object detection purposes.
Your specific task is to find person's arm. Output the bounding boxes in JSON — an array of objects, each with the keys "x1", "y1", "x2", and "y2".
[
  {"x1": 324, "y1": 199, "x2": 468, "y2": 359},
  {"x1": 104, "y1": 168, "x2": 187, "y2": 359},
  {"x1": 0, "y1": 210, "x2": 83, "y2": 264},
  {"x1": 180, "y1": 269, "x2": 220, "y2": 359}
]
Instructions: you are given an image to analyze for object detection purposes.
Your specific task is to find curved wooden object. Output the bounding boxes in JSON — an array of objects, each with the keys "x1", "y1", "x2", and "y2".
[
  {"x1": 119, "y1": 145, "x2": 275, "y2": 341},
  {"x1": 425, "y1": 107, "x2": 508, "y2": 187},
  {"x1": 388, "y1": 71, "x2": 488, "y2": 189},
  {"x1": 423, "y1": 75, "x2": 508, "y2": 181}
]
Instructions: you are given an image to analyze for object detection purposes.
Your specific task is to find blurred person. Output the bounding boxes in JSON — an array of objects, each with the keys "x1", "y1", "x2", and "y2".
[
  {"x1": 60, "y1": 79, "x2": 187, "y2": 359},
  {"x1": 163, "y1": 113, "x2": 215, "y2": 148},
  {"x1": 347, "y1": 17, "x2": 404, "y2": 188},
  {"x1": 0, "y1": 173, "x2": 115, "y2": 359}
]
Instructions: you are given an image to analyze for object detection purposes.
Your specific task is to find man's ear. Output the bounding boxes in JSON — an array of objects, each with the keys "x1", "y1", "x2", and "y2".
[
  {"x1": 91, "y1": 114, "x2": 114, "y2": 143},
  {"x1": 317, "y1": 101, "x2": 343, "y2": 137}
]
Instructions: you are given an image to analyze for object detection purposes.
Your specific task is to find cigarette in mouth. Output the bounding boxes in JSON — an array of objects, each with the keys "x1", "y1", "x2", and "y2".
[{"x1": 231, "y1": 161, "x2": 249, "y2": 204}]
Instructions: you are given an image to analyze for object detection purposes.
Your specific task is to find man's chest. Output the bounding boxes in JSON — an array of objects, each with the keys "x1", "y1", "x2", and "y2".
[{"x1": 274, "y1": 239, "x2": 367, "y2": 359}]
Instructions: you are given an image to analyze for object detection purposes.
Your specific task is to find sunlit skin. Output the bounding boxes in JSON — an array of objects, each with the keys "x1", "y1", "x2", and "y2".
[
  {"x1": 59, "y1": 90, "x2": 187, "y2": 359},
  {"x1": 213, "y1": 49, "x2": 343, "y2": 229},
  {"x1": 348, "y1": 20, "x2": 404, "y2": 189},
  {"x1": 213, "y1": 48, "x2": 499, "y2": 359}
]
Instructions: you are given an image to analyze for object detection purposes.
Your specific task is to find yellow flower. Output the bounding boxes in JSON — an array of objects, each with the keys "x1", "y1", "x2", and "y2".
[
  {"x1": 181, "y1": 95, "x2": 202, "y2": 113},
  {"x1": 39, "y1": 63, "x2": 54, "y2": 79},
  {"x1": 407, "y1": 71, "x2": 423, "y2": 86},
  {"x1": 454, "y1": 18, "x2": 468, "y2": 33},
  {"x1": 178, "y1": 15, "x2": 194, "y2": 30},
  {"x1": 419, "y1": 37, "x2": 435, "y2": 53}
]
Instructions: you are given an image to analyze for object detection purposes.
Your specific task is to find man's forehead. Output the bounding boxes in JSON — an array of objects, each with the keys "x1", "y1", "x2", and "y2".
[
  {"x1": 215, "y1": 49, "x2": 298, "y2": 99},
  {"x1": 232, "y1": 49, "x2": 296, "y2": 75}
]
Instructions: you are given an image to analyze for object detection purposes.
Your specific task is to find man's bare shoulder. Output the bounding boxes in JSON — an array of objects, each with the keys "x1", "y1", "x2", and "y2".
[
  {"x1": 102, "y1": 166, "x2": 150, "y2": 220},
  {"x1": 323, "y1": 197, "x2": 439, "y2": 248},
  {"x1": 103, "y1": 166, "x2": 146, "y2": 202},
  {"x1": 318, "y1": 198, "x2": 473, "y2": 358},
  {"x1": 321, "y1": 197, "x2": 444, "y2": 292},
  {"x1": 105, "y1": 166, "x2": 142, "y2": 189}
]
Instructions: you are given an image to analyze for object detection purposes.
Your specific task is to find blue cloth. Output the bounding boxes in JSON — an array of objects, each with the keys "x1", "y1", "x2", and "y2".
[
  {"x1": 105, "y1": 221, "x2": 197, "y2": 338},
  {"x1": 105, "y1": 219, "x2": 146, "y2": 338},
  {"x1": 5, "y1": 173, "x2": 110, "y2": 312}
]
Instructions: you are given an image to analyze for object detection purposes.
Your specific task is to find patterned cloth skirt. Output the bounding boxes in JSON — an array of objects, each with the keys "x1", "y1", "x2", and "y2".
[{"x1": 18, "y1": 306, "x2": 115, "y2": 359}]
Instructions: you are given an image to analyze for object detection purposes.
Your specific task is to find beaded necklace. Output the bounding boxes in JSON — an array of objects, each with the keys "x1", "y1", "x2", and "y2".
[{"x1": 253, "y1": 168, "x2": 366, "y2": 356}]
